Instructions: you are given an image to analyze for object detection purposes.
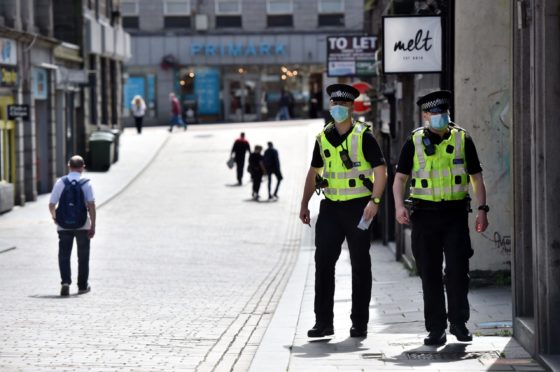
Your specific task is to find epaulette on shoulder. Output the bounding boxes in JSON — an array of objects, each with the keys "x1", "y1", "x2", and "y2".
[
  {"x1": 450, "y1": 123, "x2": 466, "y2": 132},
  {"x1": 412, "y1": 126, "x2": 425, "y2": 134}
]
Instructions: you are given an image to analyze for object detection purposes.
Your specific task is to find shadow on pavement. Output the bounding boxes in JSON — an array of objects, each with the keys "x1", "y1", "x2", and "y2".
[{"x1": 290, "y1": 337, "x2": 369, "y2": 359}]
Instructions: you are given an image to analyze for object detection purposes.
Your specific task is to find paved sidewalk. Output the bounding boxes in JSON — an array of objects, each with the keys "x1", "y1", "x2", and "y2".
[
  {"x1": 251, "y1": 219, "x2": 545, "y2": 371},
  {"x1": 0, "y1": 127, "x2": 169, "y2": 242}
]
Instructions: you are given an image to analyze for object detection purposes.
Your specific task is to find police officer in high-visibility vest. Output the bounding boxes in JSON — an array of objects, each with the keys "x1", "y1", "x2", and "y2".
[
  {"x1": 299, "y1": 84, "x2": 387, "y2": 338},
  {"x1": 393, "y1": 90, "x2": 489, "y2": 346}
]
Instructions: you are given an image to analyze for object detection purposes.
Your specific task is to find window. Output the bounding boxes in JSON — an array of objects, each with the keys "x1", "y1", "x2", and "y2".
[
  {"x1": 216, "y1": 15, "x2": 242, "y2": 28},
  {"x1": 267, "y1": 0, "x2": 292, "y2": 14},
  {"x1": 215, "y1": 0, "x2": 241, "y2": 28},
  {"x1": 164, "y1": 0, "x2": 191, "y2": 29},
  {"x1": 164, "y1": 0, "x2": 191, "y2": 15},
  {"x1": 267, "y1": 15, "x2": 293, "y2": 27},
  {"x1": 318, "y1": 0, "x2": 344, "y2": 13},
  {"x1": 215, "y1": 0, "x2": 241, "y2": 15},
  {"x1": 121, "y1": 0, "x2": 138, "y2": 15},
  {"x1": 318, "y1": 0, "x2": 344, "y2": 26},
  {"x1": 122, "y1": 16, "x2": 139, "y2": 29}
]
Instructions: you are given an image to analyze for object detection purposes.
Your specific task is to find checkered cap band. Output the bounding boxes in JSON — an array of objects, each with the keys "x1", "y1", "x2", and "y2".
[
  {"x1": 330, "y1": 90, "x2": 356, "y2": 100},
  {"x1": 420, "y1": 97, "x2": 450, "y2": 111}
]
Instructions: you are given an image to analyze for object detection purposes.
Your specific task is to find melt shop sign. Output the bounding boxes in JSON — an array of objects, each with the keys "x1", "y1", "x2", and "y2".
[{"x1": 383, "y1": 16, "x2": 442, "y2": 74}]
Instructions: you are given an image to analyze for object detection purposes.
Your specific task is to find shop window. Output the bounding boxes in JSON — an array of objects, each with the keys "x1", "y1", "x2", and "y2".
[
  {"x1": 267, "y1": 15, "x2": 293, "y2": 27},
  {"x1": 216, "y1": 16, "x2": 242, "y2": 28},
  {"x1": 318, "y1": 13, "x2": 344, "y2": 26}
]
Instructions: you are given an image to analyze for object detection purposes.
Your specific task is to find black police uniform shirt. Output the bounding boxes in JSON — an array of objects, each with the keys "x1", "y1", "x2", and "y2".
[
  {"x1": 311, "y1": 123, "x2": 386, "y2": 169},
  {"x1": 395, "y1": 126, "x2": 482, "y2": 176}
]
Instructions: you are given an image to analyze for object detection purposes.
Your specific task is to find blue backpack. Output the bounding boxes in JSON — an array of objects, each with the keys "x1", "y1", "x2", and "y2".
[{"x1": 55, "y1": 176, "x2": 89, "y2": 229}]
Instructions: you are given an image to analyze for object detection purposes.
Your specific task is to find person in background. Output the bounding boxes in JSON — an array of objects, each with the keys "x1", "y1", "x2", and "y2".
[
  {"x1": 230, "y1": 132, "x2": 251, "y2": 185},
  {"x1": 263, "y1": 141, "x2": 283, "y2": 199},
  {"x1": 131, "y1": 95, "x2": 146, "y2": 134},
  {"x1": 248, "y1": 145, "x2": 266, "y2": 201},
  {"x1": 168, "y1": 92, "x2": 186, "y2": 132},
  {"x1": 276, "y1": 88, "x2": 291, "y2": 121}
]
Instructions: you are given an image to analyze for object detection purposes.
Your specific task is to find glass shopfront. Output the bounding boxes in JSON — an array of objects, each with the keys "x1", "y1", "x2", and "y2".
[{"x1": 175, "y1": 64, "x2": 325, "y2": 123}]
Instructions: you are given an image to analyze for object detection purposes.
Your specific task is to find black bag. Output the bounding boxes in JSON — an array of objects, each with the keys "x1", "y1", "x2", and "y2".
[{"x1": 55, "y1": 177, "x2": 89, "y2": 229}]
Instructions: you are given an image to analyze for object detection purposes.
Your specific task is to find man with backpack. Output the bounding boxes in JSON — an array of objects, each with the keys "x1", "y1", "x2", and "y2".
[{"x1": 48, "y1": 155, "x2": 96, "y2": 297}]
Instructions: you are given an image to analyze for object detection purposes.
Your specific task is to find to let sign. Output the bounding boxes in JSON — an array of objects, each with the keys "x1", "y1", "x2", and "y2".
[
  {"x1": 7, "y1": 104, "x2": 30, "y2": 120},
  {"x1": 327, "y1": 35, "x2": 377, "y2": 77},
  {"x1": 383, "y1": 16, "x2": 442, "y2": 74}
]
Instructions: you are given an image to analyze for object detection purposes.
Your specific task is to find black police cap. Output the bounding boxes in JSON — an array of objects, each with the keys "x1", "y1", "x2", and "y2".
[
  {"x1": 416, "y1": 90, "x2": 453, "y2": 113},
  {"x1": 326, "y1": 84, "x2": 360, "y2": 102}
]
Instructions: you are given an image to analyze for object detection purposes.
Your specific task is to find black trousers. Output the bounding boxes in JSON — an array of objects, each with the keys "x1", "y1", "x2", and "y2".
[
  {"x1": 235, "y1": 158, "x2": 245, "y2": 184},
  {"x1": 58, "y1": 230, "x2": 90, "y2": 289},
  {"x1": 252, "y1": 172, "x2": 263, "y2": 196},
  {"x1": 134, "y1": 116, "x2": 143, "y2": 134},
  {"x1": 267, "y1": 169, "x2": 283, "y2": 197},
  {"x1": 314, "y1": 198, "x2": 372, "y2": 326},
  {"x1": 410, "y1": 207, "x2": 474, "y2": 332}
]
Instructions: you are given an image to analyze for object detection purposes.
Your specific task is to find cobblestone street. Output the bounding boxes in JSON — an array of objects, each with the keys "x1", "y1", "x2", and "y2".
[{"x1": 0, "y1": 121, "x2": 321, "y2": 371}]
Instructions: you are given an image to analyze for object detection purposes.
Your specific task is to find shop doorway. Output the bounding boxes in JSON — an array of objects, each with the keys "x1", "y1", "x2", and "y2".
[{"x1": 224, "y1": 73, "x2": 261, "y2": 122}]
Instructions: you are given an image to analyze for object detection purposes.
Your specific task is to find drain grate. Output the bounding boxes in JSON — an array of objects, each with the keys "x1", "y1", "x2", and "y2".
[
  {"x1": 361, "y1": 353, "x2": 385, "y2": 359},
  {"x1": 406, "y1": 350, "x2": 502, "y2": 360}
]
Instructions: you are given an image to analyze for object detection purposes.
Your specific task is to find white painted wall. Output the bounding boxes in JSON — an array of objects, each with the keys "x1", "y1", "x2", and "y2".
[{"x1": 454, "y1": 0, "x2": 512, "y2": 271}]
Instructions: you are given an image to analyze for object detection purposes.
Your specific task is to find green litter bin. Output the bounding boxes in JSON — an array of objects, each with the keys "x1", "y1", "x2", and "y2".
[{"x1": 89, "y1": 131, "x2": 115, "y2": 171}]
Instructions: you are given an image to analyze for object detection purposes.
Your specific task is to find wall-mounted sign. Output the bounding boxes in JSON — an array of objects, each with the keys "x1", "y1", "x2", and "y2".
[
  {"x1": 0, "y1": 65, "x2": 17, "y2": 87},
  {"x1": 190, "y1": 42, "x2": 286, "y2": 57},
  {"x1": 7, "y1": 104, "x2": 30, "y2": 120},
  {"x1": 327, "y1": 35, "x2": 377, "y2": 77},
  {"x1": 32, "y1": 68, "x2": 48, "y2": 100},
  {"x1": 383, "y1": 16, "x2": 442, "y2": 74},
  {"x1": 194, "y1": 68, "x2": 221, "y2": 115},
  {"x1": 0, "y1": 38, "x2": 17, "y2": 65}
]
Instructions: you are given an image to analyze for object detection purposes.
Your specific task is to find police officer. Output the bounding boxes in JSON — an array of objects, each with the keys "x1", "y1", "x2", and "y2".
[
  {"x1": 393, "y1": 90, "x2": 489, "y2": 345},
  {"x1": 299, "y1": 83, "x2": 387, "y2": 338}
]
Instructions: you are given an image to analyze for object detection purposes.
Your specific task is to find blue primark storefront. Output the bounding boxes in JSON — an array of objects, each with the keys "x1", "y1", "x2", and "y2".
[{"x1": 124, "y1": 33, "x2": 338, "y2": 124}]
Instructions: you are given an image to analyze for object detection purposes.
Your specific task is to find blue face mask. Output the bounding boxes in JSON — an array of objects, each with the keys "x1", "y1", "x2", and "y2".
[
  {"x1": 429, "y1": 113, "x2": 450, "y2": 130},
  {"x1": 330, "y1": 105, "x2": 350, "y2": 123}
]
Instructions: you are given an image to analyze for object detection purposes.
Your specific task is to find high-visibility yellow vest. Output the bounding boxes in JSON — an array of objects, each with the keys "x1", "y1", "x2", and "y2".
[
  {"x1": 317, "y1": 122, "x2": 374, "y2": 201},
  {"x1": 410, "y1": 126, "x2": 469, "y2": 201}
]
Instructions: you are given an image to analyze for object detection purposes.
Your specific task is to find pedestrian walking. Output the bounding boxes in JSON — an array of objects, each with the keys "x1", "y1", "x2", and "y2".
[
  {"x1": 168, "y1": 92, "x2": 186, "y2": 132},
  {"x1": 393, "y1": 90, "x2": 489, "y2": 346},
  {"x1": 248, "y1": 145, "x2": 266, "y2": 200},
  {"x1": 263, "y1": 141, "x2": 283, "y2": 199},
  {"x1": 299, "y1": 84, "x2": 387, "y2": 338},
  {"x1": 275, "y1": 88, "x2": 292, "y2": 120},
  {"x1": 230, "y1": 132, "x2": 251, "y2": 185},
  {"x1": 131, "y1": 95, "x2": 146, "y2": 134},
  {"x1": 48, "y1": 155, "x2": 96, "y2": 297}
]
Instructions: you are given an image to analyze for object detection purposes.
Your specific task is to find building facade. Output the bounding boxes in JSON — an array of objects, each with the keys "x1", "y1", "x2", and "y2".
[
  {"x1": 366, "y1": 0, "x2": 560, "y2": 367},
  {"x1": 122, "y1": 0, "x2": 364, "y2": 125},
  {"x1": 0, "y1": 0, "x2": 130, "y2": 212}
]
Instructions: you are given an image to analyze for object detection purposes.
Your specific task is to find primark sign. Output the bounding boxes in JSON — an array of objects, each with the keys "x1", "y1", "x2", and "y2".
[
  {"x1": 383, "y1": 16, "x2": 442, "y2": 74},
  {"x1": 190, "y1": 42, "x2": 286, "y2": 57}
]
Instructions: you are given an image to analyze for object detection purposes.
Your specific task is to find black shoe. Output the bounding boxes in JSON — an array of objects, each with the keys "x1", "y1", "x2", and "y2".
[
  {"x1": 307, "y1": 323, "x2": 334, "y2": 338},
  {"x1": 350, "y1": 325, "x2": 367, "y2": 338},
  {"x1": 60, "y1": 284, "x2": 70, "y2": 297},
  {"x1": 450, "y1": 323, "x2": 473, "y2": 342},
  {"x1": 424, "y1": 329, "x2": 447, "y2": 345},
  {"x1": 78, "y1": 286, "x2": 91, "y2": 295}
]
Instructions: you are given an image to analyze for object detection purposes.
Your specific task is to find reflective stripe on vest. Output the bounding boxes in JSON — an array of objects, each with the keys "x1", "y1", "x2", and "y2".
[
  {"x1": 318, "y1": 122, "x2": 374, "y2": 201},
  {"x1": 410, "y1": 127, "x2": 469, "y2": 202}
]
